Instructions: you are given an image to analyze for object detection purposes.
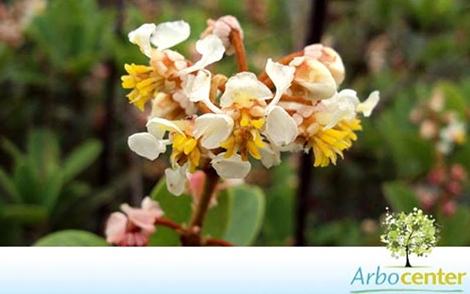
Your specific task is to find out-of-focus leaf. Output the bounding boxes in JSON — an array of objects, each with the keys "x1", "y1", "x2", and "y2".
[
  {"x1": 0, "y1": 204, "x2": 48, "y2": 224},
  {"x1": 439, "y1": 207, "x2": 470, "y2": 246},
  {"x1": 377, "y1": 111, "x2": 434, "y2": 178},
  {"x1": 34, "y1": 230, "x2": 108, "y2": 246},
  {"x1": 260, "y1": 161, "x2": 296, "y2": 245},
  {"x1": 453, "y1": 143, "x2": 470, "y2": 173},
  {"x1": 150, "y1": 178, "x2": 192, "y2": 224},
  {"x1": 224, "y1": 185, "x2": 265, "y2": 246},
  {"x1": 0, "y1": 168, "x2": 21, "y2": 203},
  {"x1": 13, "y1": 162, "x2": 39, "y2": 204},
  {"x1": 63, "y1": 139, "x2": 102, "y2": 183},
  {"x1": 148, "y1": 226, "x2": 181, "y2": 246},
  {"x1": 383, "y1": 181, "x2": 420, "y2": 213},
  {"x1": 437, "y1": 82, "x2": 467, "y2": 118},
  {"x1": 27, "y1": 129, "x2": 60, "y2": 180},
  {"x1": 40, "y1": 169, "x2": 63, "y2": 210},
  {"x1": 203, "y1": 189, "x2": 232, "y2": 239}
]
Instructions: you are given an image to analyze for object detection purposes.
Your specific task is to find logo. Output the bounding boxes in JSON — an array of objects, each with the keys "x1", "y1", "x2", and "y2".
[
  {"x1": 349, "y1": 209, "x2": 467, "y2": 293},
  {"x1": 350, "y1": 266, "x2": 467, "y2": 293}
]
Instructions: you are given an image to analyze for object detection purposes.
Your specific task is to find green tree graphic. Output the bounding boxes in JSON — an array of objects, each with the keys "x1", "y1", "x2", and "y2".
[{"x1": 381, "y1": 208, "x2": 439, "y2": 267}]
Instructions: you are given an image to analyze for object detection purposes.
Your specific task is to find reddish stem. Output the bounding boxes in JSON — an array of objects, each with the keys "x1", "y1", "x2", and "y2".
[
  {"x1": 229, "y1": 30, "x2": 248, "y2": 72},
  {"x1": 205, "y1": 238, "x2": 234, "y2": 246}
]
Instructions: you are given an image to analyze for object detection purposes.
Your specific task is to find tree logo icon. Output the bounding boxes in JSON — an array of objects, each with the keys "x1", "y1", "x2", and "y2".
[{"x1": 381, "y1": 208, "x2": 439, "y2": 268}]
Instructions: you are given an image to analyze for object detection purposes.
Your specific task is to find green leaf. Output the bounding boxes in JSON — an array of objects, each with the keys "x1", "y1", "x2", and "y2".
[
  {"x1": 0, "y1": 204, "x2": 48, "y2": 224},
  {"x1": 63, "y1": 139, "x2": 102, "y2": 183},
  {"x1": 0, "y1": 167, "x2": 21, "y2": 203},
  {"x1": 150, "y1": 178, "x2": 192, "y2": 225},
  {"x1": 383, "y1": 181, "x2": 420, "y2": 213},
  {"x1": 148, "y1": 226, "x2": 181, "y2": 246},
  {"x1": 224, "y1": 185, "x2": 265, "y2": 246},
  {"x1": 34, "y1": 230, "x2": 108, "y2": 246},
  {"x1": 40, "y1": 168, "x2": 63, "y2": 210},
  {"x1": 13, "y1": 162, "x2": 39, "y2": 204},
  {"x1": 203, "y1": 189, "x2": 232, "y2": 239},
  {"x1": 27, "y1": 129, "x2": 60, "y2": 181},
  {"x1": 439, "y1": 207, "x2": 470, "y2": 246},
  {"x1": 261, "y1": 162, "x2": 296, "y2": 245}
]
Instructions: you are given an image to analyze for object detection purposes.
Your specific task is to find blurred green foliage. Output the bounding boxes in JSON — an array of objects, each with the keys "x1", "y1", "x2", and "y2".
[{"x1": 0, "y1": 129, "x2": 102, "y2": 245}]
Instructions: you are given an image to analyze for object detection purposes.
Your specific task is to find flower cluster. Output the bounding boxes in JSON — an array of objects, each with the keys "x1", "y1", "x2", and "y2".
[
  {"x1": 416, "y1": 164, "x2": 467, "y2": 216},
  {"x1": 410, "y1": 89, "x2": 467, "y2": 155},
  {"x1": 123, "y1": 16, "x2": 380, "y2": 196}
]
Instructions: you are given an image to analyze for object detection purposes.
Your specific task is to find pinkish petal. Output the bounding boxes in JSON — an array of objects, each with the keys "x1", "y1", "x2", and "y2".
[
  {"x1": 105, "y1": 212, "x2": 128, "y2": 245},
  {"x1": 121, "y1": 204, "x2": 157, "y2": 234}
]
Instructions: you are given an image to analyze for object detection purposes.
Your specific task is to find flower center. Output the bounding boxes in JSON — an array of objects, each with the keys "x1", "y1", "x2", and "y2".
[
  {"x1": 221, "y1": 109, "x2": 266, "y2": 161},
  {"x1": 171, "y1": 134, "x2": 201, "y2": 172}
]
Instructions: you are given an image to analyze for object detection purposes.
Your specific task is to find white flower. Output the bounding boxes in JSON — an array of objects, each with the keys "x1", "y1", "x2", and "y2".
[
  {"x1": 193, "y1": 114, "x2": 234, "y2": 149},
  {"x1": 316, "y1": 89, "x2": 380, "y2": 130},
  {"x1": 165, "y1": 164, "x2": 189, "y2": 196},
  {"x1": 128, "y1": 132, "x2": 167, "y2": 161},
  {"x1": 129, "y1": 21, "x2": 190, "y2": 58},
  {"x1": 264, "y1": 59, "x2": 297, "y2": 146},
  {"x1": 211, "y1": 153, "x2": 251, "y2": 179},
  {"x1": 304, "y1": 44, "x2": 345, "y2": 86},
  {"x1": 289, "y1": 56, "x2": 337, "y2": 100},
  {"x1": 150, "y1": 20, "x2": 190, "y2": 51},
  {"x1": 178, "y1": 35, "x2": 225, "y2": 75},
  {"x1": 220, "y1": 72, "x2": 272, "y2": 108},
  {"x1": 265, "y1": 106, "x2": 298, "y2": 146},
  {"x1": 127, "y1": 118, "x2": 182, "y2": 161},
  {"x1": 438, "y1": 119, "x2": 467, "y2": 154}
]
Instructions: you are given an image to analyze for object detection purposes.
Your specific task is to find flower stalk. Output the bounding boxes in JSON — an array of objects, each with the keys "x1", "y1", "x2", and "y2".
[{"x1": 229, "y1": 30, "x2": 248, "y2": 72}]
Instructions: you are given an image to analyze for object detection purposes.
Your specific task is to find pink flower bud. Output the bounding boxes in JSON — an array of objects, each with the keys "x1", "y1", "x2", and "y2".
[
  {"x1": 447, "y1": 180, "x2": 462, "y2": 196},
  {"x1": 442, "y1": 200, "x2": 457, "y2": 216},
  {"x1": 450, "y1": 164, "x2": 467, "y2": 182}
]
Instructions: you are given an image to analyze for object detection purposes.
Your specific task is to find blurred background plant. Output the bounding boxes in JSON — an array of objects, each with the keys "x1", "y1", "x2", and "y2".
[{"x1": 1, "y1": 0, "x2": 469, "y2": 246}]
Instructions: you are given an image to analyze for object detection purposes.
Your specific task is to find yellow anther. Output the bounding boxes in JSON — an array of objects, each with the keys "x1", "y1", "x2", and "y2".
[
  {"x1": 183, "y1": 138, "x2": 197, "y2": 155},
  {"x1": 246, "y1": 141, "x2": 261, "y2": 160},
  {"x1": 189, "y1": 147, "x2": 200, "y2": 170},
  {"x1": 172, "y1": 134, "x2": 186, "y2": 152},
  {"x1": 252, "y1": 118, "x2": 264, "y2": 129}
]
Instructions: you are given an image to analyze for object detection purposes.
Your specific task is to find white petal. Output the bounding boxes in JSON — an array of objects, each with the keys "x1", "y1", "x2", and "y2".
[
  {"x1": 150, "y1": 20, "x2": 190, "y2": 51},
  {"x1": 178, "y1": 35, "x2": 225, "y2": 75},
  {"x1": 317, "y1": 89, "x2": 359, "y2": 129},
  {"x1": 220, "y1": 72, "x2": 272, "y2": 108},
  {"x1": 356, "y1": 91, "x2": 380, "y2": 117},
  {"x1": 141, "y1": 197, "x2": 164, "y2": 218},
  {"x1": 211, "y1": 153, "x2": 251, "y2": 179},
  {"x1": 128, "y1": 132, "x2": 166, "y2": 160},
  {"x1": 165, "y1": 165, "x2": 188, "y2": 196},
  {"x1": 265, "y1": 58, "x2": 295, "y2": 109},
  {"x1": 146, "y1": 117, "x2": 184, "y2": 139},
  {"x1": 183, "y1": 70, "x2": 211, "y2": 103},
  {"x1": 194, "y1": 114, "x2": 234, "y2": 149},
  {"x1": 128, "y1": 23, "x2": 156, "y2": 58},
  {"x1": 292, "y1": 58, "x2": 337, "y2": 100},
  {"x1": 259, "y1": 144, "x2": 281, "y2": 168},
  {"x1": 265, "y1": 106, "x2": 298, "y2": 146}
]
